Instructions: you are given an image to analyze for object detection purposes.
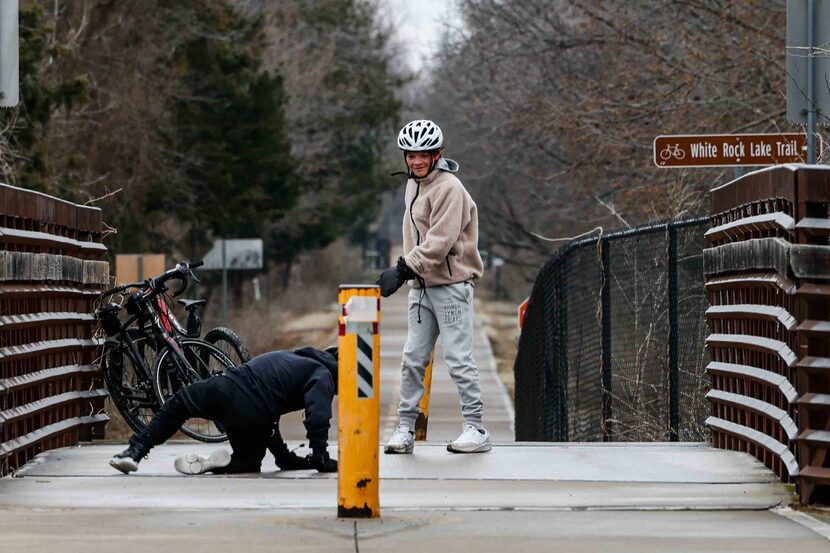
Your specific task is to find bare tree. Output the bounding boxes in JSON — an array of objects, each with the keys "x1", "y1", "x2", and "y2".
[{"x1": 423, "y1": 0, "x2": 788, "y2": 289}]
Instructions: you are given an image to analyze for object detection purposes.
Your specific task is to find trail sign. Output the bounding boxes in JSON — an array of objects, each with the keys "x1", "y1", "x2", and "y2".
[
  {"x1": 201, "y1": 238, "x2": 264, "y2": 326},
  {"x1": 202, "y1": 238, "x2": 263, "y2": 270},
  {"x1": 653, "y1": 133, "x2": 821, "y2": 168}
]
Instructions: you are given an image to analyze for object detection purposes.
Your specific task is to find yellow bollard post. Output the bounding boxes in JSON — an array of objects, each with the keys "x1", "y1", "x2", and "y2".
[
  {"x1": 414, "y1": 351, "x2": 435, "y2": 441},
  {"x1": 337, "y1": 285, "x2": 381, "y2": 518}
]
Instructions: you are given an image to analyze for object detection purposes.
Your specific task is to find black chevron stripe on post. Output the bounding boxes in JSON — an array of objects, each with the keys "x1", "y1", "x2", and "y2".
[{"x1": 357, "y1": 333, "x2": 374, "y2": 398}]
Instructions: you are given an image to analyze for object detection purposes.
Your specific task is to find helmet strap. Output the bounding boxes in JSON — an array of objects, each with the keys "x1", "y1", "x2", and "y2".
[
  {"x1": 401, "y1": 151, "x2": 415, "y2": 179},
  {"x1": 425, "y1": 149, "x2": 443, "y2": 176}
]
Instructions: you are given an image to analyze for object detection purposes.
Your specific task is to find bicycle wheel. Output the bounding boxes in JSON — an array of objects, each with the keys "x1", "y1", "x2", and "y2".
[
  {"x1": 153, "y1": 339, "x2": 233, "y2": 442},
  {"x1": 203, "y1": 326, "x2": 251, "y2": 366},
  {"x1": 101, "y1": 336, "x2": 159, "y2": 434}
]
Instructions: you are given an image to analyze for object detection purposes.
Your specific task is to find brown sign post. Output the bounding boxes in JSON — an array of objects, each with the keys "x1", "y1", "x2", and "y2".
[
  {"x1": 115, "y1": 253, "x2": 166, "y2": 285},
  {"x1": 653, "y1": 133, "x2": 821, "y2": 168}
]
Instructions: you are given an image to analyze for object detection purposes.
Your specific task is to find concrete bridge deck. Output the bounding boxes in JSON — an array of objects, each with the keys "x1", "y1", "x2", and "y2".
[
  {"x1": 1, "y1": 291, "x2": 829, "y2": 551},
  {"x1": 2, "y1": 441, "x2": 828, "y2": 552}
]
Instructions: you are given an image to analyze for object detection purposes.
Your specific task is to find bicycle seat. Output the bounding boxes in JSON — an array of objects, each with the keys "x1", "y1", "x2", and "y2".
[{"x1": 178, "y1": 298, "x2": 207, "y2": 310}]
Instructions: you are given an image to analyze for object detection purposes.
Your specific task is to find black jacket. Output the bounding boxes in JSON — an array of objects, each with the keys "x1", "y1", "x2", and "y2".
[{"x1": 220, "y1": 347, "x2": 338, "y2": 450}]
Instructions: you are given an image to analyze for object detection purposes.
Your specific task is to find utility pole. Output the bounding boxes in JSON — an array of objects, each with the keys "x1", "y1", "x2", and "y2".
[
  {"x1": 787, "y1": 0, "x2": 827, "y2": 163},
  {"x1": 0, "y1": 0, "x2": 19, "y2": 108},
  {"x1": 807, "y1": 0, "x2": 817, "y2": 163}
]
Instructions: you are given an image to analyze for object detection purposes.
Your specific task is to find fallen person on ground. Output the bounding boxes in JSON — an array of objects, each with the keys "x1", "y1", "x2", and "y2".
[{"x1": 108, "y1": 346, "x2": 339, "y2": 475}]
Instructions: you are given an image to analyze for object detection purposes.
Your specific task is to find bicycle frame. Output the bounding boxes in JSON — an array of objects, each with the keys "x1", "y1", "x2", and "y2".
[
  {"x1": 105, "y1": 287, "x2": 193, "y2": 394},
  {"x1": 141, "y1": 291, "x2": 232, "y2": 380},
  {"x1": 150, "y1": 294, "x2": 189, "y2": 350},
  {"x1": 101, "y1": 259, "x2": 233, "y2": 384}
]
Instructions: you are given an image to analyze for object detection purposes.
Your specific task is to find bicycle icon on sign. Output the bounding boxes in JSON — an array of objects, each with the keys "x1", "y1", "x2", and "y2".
[{"x1": 659, "y1": 143, "x2": 686, "y2": 161}]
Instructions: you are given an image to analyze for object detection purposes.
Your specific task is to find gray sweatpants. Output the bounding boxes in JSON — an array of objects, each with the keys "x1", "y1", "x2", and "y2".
[{"x1": 396, "y1": 281, "x2": 484, "y2": 430}]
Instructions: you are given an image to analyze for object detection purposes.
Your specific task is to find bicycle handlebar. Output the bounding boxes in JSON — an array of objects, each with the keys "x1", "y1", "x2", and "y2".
[
  {"x1": 99, "y1": 281, "x2": 145, "y2": 298},
  {"x1": 152, "y1": 260, "x2": 203, "y2": 297},
  {"x1": 100, "y1": 260, "x2": 203, "y2": 298}
]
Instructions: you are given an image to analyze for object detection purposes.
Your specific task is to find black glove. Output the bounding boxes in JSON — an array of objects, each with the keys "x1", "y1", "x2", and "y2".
[
  {"x1": 274, "y1": 450, "x2": 314, "y2": 471},
  {"x1": 307, "y1": 449, "x2": 338, "y2": 473},
  {"x1": 375, "y1": 257, "x2": 417, "y2": 297}
]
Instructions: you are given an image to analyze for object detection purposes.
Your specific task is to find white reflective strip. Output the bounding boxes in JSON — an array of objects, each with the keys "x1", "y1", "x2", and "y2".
[{"x1": 345, "y1": 296, "x2": 378, "y2": 322}]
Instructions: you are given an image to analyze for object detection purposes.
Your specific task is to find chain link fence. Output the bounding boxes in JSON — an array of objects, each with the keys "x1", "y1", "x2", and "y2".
[{"x1": 514, "y1": 218, "x2": 710, "y2": 442}]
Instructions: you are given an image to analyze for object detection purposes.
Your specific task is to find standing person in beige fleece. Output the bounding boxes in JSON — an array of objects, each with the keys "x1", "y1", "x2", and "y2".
[{"x1": 376, "y1": 119, "x2": 490, "y2": 454}]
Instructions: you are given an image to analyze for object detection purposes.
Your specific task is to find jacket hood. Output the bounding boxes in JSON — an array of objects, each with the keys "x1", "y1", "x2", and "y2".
[
  {"x1": 415, "y1": 157, "x2": 460, "y2": 184},
  {"x1": 293, "y1": 346, "x2": 338, "y2": 392},
  {"x1": 435, "y1": 157, "x2": 459, "y2": 173}
]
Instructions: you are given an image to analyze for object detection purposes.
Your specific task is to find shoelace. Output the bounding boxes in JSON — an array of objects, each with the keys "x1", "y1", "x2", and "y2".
[
  {"x1": 394, "y1": 427, "x2": 411, "y2": 442},
  {"x1": 462, "y1": 425, "x2": 482, "y2": 440}
]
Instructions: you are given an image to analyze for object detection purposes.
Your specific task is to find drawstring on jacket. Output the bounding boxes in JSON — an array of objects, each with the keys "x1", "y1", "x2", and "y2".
[{"x1": 409, "y1": 181, "x2": 421, "y2": 246}]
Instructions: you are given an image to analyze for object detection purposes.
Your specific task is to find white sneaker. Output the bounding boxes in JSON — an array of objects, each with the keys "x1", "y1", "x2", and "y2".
[
  {"x1": 108, "y1": 444, "x2": 147, "y2": 474},
  {"x1": 109, "y1": 456, "x2": 138, "y2": 474},
  {"x1": 173, "y1": 449, "x2": 232, "y2": 475},
  {"x1": 384, "y1": 424, "x2": 415, "y2": 454},
  {"x1": 447, "y1": 423, "x2": 492, "y2": 453}
]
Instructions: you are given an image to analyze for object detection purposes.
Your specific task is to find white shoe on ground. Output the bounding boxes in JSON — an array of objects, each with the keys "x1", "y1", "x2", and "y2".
[
  {"x1": 447, "y1": 423, "x2": 492, "y2": 453},
  {"x1": 174, "y1": 449, "x2": 232, "y2": 475},
  {"x1": 109, "y1": 456, "x2": 139, "y2": 474},
  {"x1": 384, "y1": 424, "x2": 415, "y2": 454},
  {"x1": 109, "y1": 444, "x2": 148, "y2": 474}
]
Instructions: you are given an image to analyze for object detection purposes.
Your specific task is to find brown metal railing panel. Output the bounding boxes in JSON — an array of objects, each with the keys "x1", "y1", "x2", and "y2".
[
  {"x1": 0, "y1": 183, "x2": 108, "y2": 476},
  {"x1": 705, "y1": 165, "x2": 830, "y2": 503}
]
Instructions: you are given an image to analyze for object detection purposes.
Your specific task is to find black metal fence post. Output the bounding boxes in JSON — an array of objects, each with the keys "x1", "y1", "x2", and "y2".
[
  {"x1": 557, "y1": 256, "x2": 569, "y2": 441},
  {"x1": 601, "y1": 238, "x2": 613, "y2": 441},
  {"x1": 540, "y1": 266, "x2": 558, "y2": 441},
  {"x1": 668, "y1": 225, "x2": 680, "y2": 441}
]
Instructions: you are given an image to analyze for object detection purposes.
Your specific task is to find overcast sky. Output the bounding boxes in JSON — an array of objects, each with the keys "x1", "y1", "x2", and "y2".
[{"x1": 378, "y1": 0, "x2": 461, "y2": 72}]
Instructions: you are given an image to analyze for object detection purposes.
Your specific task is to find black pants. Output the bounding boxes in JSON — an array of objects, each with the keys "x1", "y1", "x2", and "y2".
[{"x1": 132, "y1": 376, "x2": 273, "y2": 473}]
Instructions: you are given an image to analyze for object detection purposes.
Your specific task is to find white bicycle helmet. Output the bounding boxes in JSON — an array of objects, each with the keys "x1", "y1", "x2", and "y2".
[{"x1": 397, "y1": 120, "x2": 443, "y2": 151}]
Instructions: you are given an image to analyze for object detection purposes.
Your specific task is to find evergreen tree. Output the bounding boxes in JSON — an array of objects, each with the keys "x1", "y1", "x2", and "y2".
[
  {"x1": 262, "y1": 0, "x2": 403, "y2": 273},
  {"x1": 165, "y1": 1, "x2": 297, "y2": 243}
]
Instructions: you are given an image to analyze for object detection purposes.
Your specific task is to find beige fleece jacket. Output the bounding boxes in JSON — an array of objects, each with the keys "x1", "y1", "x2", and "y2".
[{"x1": 402, "y1": 159, "x2": 484, "y2": 287}]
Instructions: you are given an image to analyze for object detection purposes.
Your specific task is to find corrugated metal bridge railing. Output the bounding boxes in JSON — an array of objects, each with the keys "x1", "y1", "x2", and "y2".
[
  {"x1": 0, "y1": 183, "x2": 110, "y2": 475},
  {"x1": 705, "y1": 165, "x2": 830, "y2": 503}
]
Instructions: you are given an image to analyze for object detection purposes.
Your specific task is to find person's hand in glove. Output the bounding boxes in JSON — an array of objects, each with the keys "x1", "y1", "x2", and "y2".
[
  {"x1": 375, "y1": 257, "x2": 417, "y2": 297},
  {"x1": 274, "y1": 450, "x2": 314, "y2": 471},
  {"x1": 307, "y1": 448, "x2": 338, "y2": 473}
]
